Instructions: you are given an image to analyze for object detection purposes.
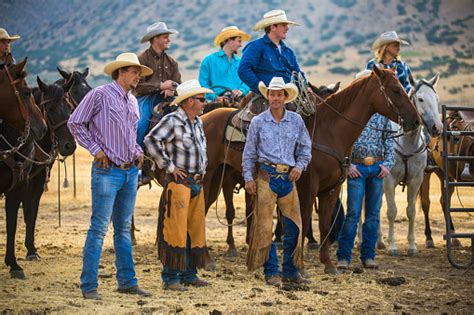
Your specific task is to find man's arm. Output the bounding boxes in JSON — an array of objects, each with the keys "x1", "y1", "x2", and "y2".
[
  {"x1": 242, "y1": 119, "x2": 259, "y2": 182},
  {"x1": 143, "y1": 115, "x2": 176, "y2": 173},
  {"x1": 198, "y1": 57, "x2": 217, "y2": 101},
  {"x1": 295, "y1": 117, "x2": 312, "y2": 171},
  {"x1": 238, "y1": 42, "x2": 262, "y2": 94}
]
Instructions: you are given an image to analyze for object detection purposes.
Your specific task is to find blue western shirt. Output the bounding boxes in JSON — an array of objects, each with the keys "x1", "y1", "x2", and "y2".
[
  {"x1": 198, "y1": 49, "x2": 250, "y2": 101},
  {"x1": 238, "y1": 35, "x2": 306, "y2": 94},
  {"x1": 366, "y1": 58, "x2": 412, "y2": 93},
  {"x1": 242, "y1": 109, "x2": 312, "y2": 182}
]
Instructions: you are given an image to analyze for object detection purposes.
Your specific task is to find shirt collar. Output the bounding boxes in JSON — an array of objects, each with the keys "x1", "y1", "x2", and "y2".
[
  {"x1": 262, "y1": 34, "x2": 287, "y2": 48},
  {"x1": 218, "y1": 49, "x2": 238, "y2": 61},
  {"x1": 148, "y1": 47, "x2": 166, "y2": 59},
  {"x1": 111, "y1": 81, "x2": 130, "y2": 101},
  {"x1": 262, "y1": 108, "x2": 290, "y2": 123}
]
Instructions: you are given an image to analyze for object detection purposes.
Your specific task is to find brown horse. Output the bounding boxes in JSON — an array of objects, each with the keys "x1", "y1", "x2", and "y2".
[
  {"x1": 0, "y1": 59, "x2": 47, "y2": 139},
  {"x1": 419, "y1": 110, "x2": 474, "y2": 249},
  {"x1": 201, "y1": 66, "x2": 420, "y2": 273}
]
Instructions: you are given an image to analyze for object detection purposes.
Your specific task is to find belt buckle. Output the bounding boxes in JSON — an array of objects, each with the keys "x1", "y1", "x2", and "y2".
[
  {"x1": 363, "y1": 157, "x2": 375, "y2": 166},
  {"x1": 275, "y1": 164, "x2": 289, "y2": 173},
  {"x1": 192, "y1": 174, "x2": 202, "y2": 185}
]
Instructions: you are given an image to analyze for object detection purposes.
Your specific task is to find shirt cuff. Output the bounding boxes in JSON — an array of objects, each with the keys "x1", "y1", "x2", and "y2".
[{"x1": 89, "y1": 143, "x2": 102, "y2": 157}]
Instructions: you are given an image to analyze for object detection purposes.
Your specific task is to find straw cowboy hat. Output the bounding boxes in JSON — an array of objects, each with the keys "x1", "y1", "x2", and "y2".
[
  {"x1": 141, "y1": 22, "x2": 178, "y2": 43},
  {"x1": 103, "y1": 52, "x2": 153, "y2": 76},
  {"x1": 171, "y1": 79, "x2": 214, "y2": 105},
  {"x1": 258, "y1": 77, "x2": 298, "y2": 103},
  {"x1": 0, "y1": 28, "x2": 20, "y2": 42},
  {"x1": 253, "y1": 9, "x2": 300, "y2": 31},
  {"x1": 371, "y1": 31, "x2": 410, "y2": 51},
  {"x1": 213, "y1": 26, "x2": 251, "y2": 46}
]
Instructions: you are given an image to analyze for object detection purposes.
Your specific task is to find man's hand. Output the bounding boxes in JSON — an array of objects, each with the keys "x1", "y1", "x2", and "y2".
[
  {"x1": 171, "y1": 167, "x2": 187, "y2": 181},
  {"x1": 136, "y1": 154, "x2": 144, "y2": 169},
  {"x1": 160, "y1": 80, "x2": 177, "y2": 91},
  {"x1": 231, "y1": 89, "x2": 243, "y2": 98},
  {"x1": 288, "y1": 167, "x2": 302, "y2": 182},
  {"x1": 245, "y1": 180, "x2": 257, "y2": 196},
  {"x1": 378, "y1": 164, "x2": 390, "y2": 178},
  {"x1": 94, "y1": 150, "x2": 109, "y2": 169},
  {"x1": 161, "y1": 89, "x2": 175, "y2": 98},
  {"x1": 347, "y1": 163, "x2": 361, "y2": 179}
]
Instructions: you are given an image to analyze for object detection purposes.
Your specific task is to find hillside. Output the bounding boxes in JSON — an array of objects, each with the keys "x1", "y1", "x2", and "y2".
[{"x1": 2, "y1": 0, "x2": 473, "y2": 102}]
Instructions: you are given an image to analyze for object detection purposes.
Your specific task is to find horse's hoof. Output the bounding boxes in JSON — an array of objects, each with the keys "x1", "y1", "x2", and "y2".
[
  {"x1": 425, "y1": 240, "x2": 435, "y2": 249},
  {"x1": 388, "y1": 249, "x2": 399, "y2": 256},
  {"x1": 275, "y1": 242, "x2": 283, "y2": 250},
  {"x1": 324, "y1": 266, "x2": 338, "y2": 275},
  {"x1": 205, "y1": 261, "x2": 216, "y2": 272},
  {"x1": 451, "y1": 238, "x2": 462, "y2": 248},
  {"x1": 225, "y1": 249, "x2": 238, "y2": 258},
  {"x1": 307, "y1": 242, "x2": 319, "y2": 250},
  {"x1": 26, "y1": 253, "x2": 41, "y2": 261},
  {"x1": 407, "y1": 248, "x2": 418, "y2": 256},
  {"x1": 10, "y1": 269, "x2": 26, "y2": 280},
  {"x1": 377, "y1": 242, "x2": 386, "y2": 250}
]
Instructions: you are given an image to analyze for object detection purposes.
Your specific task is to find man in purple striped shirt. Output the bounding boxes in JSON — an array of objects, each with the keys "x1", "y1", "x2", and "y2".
[{"x1": 68, "y1": 53, "x2": 153, "y2": 300}]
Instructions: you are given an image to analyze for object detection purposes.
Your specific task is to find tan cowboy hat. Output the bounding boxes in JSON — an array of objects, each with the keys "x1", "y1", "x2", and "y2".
[
  {"x1": 140, "y1": 22, "x2": 178, "y2": 43},
  {"x1": 0, "y1": 28, "x2": 20, "y2": 42},
  {"x1": 213, "y1": 26, "x2": 251, "y2": 46},
  {"x1": 171, "y1": 79, "x2": 214, "y2": 105},
  {"x1": 258, "y1": 77, "x2": 298, "y2": 103},
  {"x1": 103, "y1": 52, "x2": 153, "y2": 77},
  {"x1": 253, "y1": 10, "x2": 300, "y2": 31},
  {"x1": 371, "y1": 31, "x2": 410, "y2": 51}
]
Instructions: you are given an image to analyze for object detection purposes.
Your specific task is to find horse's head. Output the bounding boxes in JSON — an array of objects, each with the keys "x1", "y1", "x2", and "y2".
[
  {"x1": 0, "y1": 58, "x2": 47, "y2": 139},
  {"x1": 37, "y1": 76, "x2": 76, "y2": 156},
  {"x1": 410, "y1": 73, "x2": 442, "y2": 137},
  {"x1": 370, "y1": 65, "x2": 420, "y2": 132},
  {"x1": 57, "y1": 67, "x2": 92, "y2": 110},
  {"x1": 309, "y1": 81, "x2": 341, "y2": 99}
]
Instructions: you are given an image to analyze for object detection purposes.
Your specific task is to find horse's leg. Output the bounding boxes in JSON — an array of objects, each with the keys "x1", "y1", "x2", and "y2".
[
  {"x1": 384, "y1": 176, "x2": 398, "y2": 256},
  {"x1": 318, "y1": 191, "x2": 339, "y2": 274},
  {"x1": 306, "y1": 215, "x2": 319, "y2": 250},
  {"x1": 5, "y1": 195, "x2": 25, "y2": 279},
  {"x1": 406, "y1": 177, "x2": 422, "y2": 256},
  {"x1": 436, "y1": 170, "x2": 461, "y2": 247},
  {"x1": 131, "y1": 216, "x2": 137, "y2": 246},
  {"x1": 23, "y1": 172, "x2": 46, "y2": 260},
  {"x1": 420, "y1": 173, "x2": 435, "y2": 248},
  {"x1": 223, "y1": 175, "x2": 238, "y2": 257},
  {"x1": 377, "y1": 211, "x2": 385, "y2": 249}
]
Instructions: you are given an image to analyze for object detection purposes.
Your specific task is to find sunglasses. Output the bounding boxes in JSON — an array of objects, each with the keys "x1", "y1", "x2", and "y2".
[{"x1": 193, "y1": 97, "x2": 207, "y2": 103}]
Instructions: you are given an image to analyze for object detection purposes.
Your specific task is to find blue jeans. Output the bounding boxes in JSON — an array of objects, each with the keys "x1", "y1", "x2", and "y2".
[
  {"x1": 337, "y1": 162, "x2": 384, "y2": 263},
  {"x1": 161, "y1": 236, "x2": 198, "y2": 285},
  {"x1": 137, "y1": 93, "x2": 164, "y2": 147},
  {"x1": 80, "y1": 162, "x2": 139, "y2": 293}
]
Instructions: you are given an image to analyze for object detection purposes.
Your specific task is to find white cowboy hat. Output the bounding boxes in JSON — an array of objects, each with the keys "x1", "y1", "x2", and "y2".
[
  {"x1": 103, "y1": 52, "x2": 153, "y2": 77},
  {"x1": 171, "y1": 79, "x2": 214, "y2": 105},
  {"x1": 371, "y1": 31, "x2": 410, "y2": 51},
  {"x1": 213, "y1": 26, "x2": 251, "y2": 46},
  {"x1": 140, "y1": 22, "x2": 178, "y2": 43},
  {"x1": 253, "y1": 10, "x2": 300, "y2": 31},
  {"x1": 258, "y1": 77, "x2": 298, "y2": 103},
  {"x1": 0, "y1": 28, "x2": 20, "y2": 42}
]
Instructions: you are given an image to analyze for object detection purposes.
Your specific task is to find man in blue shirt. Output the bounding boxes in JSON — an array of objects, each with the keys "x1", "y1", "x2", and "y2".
[
  {"x1": 243, "y1": 77, "x2": 311, "y2": 286},
  {"x1": 238, "y1": 10, "x2": 306, "y2": 95},
  {"x1": 199, "y1": 26, "x2": 251, "y2": 102}
]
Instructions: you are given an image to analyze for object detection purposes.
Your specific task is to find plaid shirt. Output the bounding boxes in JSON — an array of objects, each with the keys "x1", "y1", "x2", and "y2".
[
  {"x1": 144, "y1": 107, "x2": 207, "y2": 174},
  {"x1": 366, "y1": 58, "x2": 412, "y2": 93}
]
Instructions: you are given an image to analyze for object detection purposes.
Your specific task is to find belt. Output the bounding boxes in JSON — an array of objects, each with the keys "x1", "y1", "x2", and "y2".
[
  {"x1": 111, "y1": 160, "x2": 137, "y2": 170},
  {"x1": 188, "y1": 173, "x2": 204, "y2": 181},
  {"x1": 351, "y1": 156, "x2": 383, "y2": 166},
  {"x1": 263, "y1": 162, "x2": 291, "y2": 174}
]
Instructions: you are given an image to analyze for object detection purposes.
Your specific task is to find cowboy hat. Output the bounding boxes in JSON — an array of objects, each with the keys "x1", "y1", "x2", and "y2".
[
  {"x1": 253, "y1": 10, "x2": 300, "y2": 31},
  {"x1": 0, "y1": 28, "x2": 20, "y2": 42},
  {"x1": 140, "y1": 22, "x2": 178, "y2": 43},
  {"x1": 371, "y1": 31, "x2": 410, "y2": 51},
  {"x1": 171, "y1": 79, "x2": 214, "y2": 105},
  {"x1": 258, "y1": 77, "x2": 298, "y2": 103},
  {"x1": 103, "y1": 52, "x2": 153, "y2": 77},
  {"x1": 213, "y1": 26, "x2": 251, "y2": 46}
]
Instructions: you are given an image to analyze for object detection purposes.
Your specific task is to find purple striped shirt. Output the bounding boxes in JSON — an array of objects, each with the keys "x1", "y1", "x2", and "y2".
[{"x1": 67, "y1": 81, "x2": 142, "y2": 165}]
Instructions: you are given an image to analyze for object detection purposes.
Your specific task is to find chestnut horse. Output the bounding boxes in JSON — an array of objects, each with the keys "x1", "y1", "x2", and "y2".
[
  {"x1": 201, "y1": 66, "x2": 420, "y2": 273},
  {"x1": 0, "y1": 59, "x2": 47, "y2": 140}
]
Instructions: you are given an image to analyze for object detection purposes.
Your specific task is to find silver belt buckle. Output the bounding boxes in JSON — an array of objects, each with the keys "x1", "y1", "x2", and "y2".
[
  {"x1": 363, "y1": 157, "x2": 375, "y2": 166},
  {"x1": 275, "y1": 164, "x2": 289, "y2": 173}
]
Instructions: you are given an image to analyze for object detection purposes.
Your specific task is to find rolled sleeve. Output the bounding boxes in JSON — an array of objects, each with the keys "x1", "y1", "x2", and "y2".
[{"x1": 144, "y1": 116, "x2": 175, "y2": 171}]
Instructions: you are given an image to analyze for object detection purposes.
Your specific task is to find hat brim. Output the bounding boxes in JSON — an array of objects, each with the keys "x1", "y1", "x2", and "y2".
[
  {"x1": 171, "y1": 88, "x2": 214, "y2": 105},
  {"x1": 104, "y1": 61, "x2": 153, "y2": 77},
  {"x1": 140, "y1": 29, "x2": 179, "y2": 43},
  {"x1": 253, "y1": 19, "x2": 299, "y2": 31},
  {"x1": 371, "y1": 38, "x2": 410, "y2": 51},
  {"x1": 0, "y1": 35, "x2": 20, "y2": 42},
  {"x1": 213, "y1": 30, "x2": 251, "y2": 46},
  {"x1": 258, "y1": 81, "x2": 298, "y2": 104}
]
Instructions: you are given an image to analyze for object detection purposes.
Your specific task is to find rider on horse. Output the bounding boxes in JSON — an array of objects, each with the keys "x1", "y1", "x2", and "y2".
[{"x1": 0, "y1": 28, "x2": 20, "y2": 66}]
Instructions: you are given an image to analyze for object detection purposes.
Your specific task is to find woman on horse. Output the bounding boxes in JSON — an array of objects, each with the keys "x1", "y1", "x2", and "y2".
[{"x1": 0, "y1": 28, "x2": 20, "y2": 66}]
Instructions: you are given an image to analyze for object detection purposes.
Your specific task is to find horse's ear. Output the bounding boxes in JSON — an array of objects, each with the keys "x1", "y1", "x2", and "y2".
[
  {"x1": 57, "y1": 66, "x2": 71, "y2": 80},
  {"x1": 332, "y1": 82, "x2": 341, "y2": 92},
  {"x1": 308, "y1": 81, "x2": 320, "y2": 94},
  {"x1": 429, "y1": 72, "x2": 440, "y2": 87},
  {"x1": 13, "y1": 58, "x2": 28, "y2": 74},
  {"x1": 63, "y1": 76, "x2": 75, "y2": 92},
  {"x1": 37, "y1": 76, "x2": 48, "y2": 92},
  {"x1": 82, "y1": 67, "x2": 89, "y2": 77},
  {"x1": 372, "y1": 64, "x2": 382, "y2": 78},
  {"x1": 390, "y1": 64, "x2": 397, "y2": 73}
]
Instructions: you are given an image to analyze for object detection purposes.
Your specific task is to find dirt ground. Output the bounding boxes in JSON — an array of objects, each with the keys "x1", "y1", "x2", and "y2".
[{"x1": 1, "y1": 148, "x2": 473, "y2": 314}]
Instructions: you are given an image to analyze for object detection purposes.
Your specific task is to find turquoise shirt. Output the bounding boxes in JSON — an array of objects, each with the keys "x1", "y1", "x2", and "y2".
[{"x1": 198, "y1": 49, "x2": 250, "y2": 101}]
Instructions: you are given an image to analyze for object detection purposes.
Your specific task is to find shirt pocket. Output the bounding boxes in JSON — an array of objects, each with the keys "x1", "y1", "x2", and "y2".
[{"x1": 108, "y1": 106, "x2": 123, "y2": 124}]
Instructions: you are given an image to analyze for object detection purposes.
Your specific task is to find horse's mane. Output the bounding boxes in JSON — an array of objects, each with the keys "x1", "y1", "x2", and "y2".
[{"x1": 319, "y1": 74, "x2": 371, "y2": 113}]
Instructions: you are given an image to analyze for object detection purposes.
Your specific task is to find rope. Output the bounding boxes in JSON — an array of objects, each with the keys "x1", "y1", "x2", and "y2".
[{"x1": 291, "y1": 72, "x2": 316, "y2": 116}]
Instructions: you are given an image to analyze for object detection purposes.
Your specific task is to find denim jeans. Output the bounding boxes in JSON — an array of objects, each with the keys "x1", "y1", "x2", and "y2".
[
  {"x1": 161, "y1": 236, "x2": 198, "y2": 285},
  {"x1": 137, "y1": 93, "x2": 164, "y2": 147},
  {"x1": 80, "y1": 162, "x2": 139, "y2": 293},
  {"x1": 337, "y1": 161, "x2": 384, "y2": 263}
]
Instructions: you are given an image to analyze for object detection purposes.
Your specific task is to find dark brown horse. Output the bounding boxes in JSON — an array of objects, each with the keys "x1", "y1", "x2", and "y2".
[
  {"x1": 419, "y1": 110, "x2": 474, "y2": 249},
  {"x1": 0, "y1": 59, "x2": 47, "y2": 139}
]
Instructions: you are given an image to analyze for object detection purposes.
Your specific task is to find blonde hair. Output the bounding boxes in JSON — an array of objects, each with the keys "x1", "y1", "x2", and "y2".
[{"x1": 374, "y1": 43, "x2": 401, "y2": 63}]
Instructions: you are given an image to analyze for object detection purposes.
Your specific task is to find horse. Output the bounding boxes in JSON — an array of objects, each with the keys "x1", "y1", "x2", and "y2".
[
  {"x1": 0, "y1": 58, "x2": 47, "y2": 140},
  {"x1": 419, "y1": 109, "x2": 474, "y2": 249},
  {"x1": 2, "y1": 74, "x2": 90, "y2": 279},
  {"x1": 382, "y1": 73, "x2": 442, "y2": 256},
  {"x1": 56, "y1": 66, "x2": 92, "y2": 110}
]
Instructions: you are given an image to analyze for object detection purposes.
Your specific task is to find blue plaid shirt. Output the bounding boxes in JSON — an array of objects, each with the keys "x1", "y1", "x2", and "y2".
[{"x1": 366, "y1": 58, "x2": 412, "y2": 93}]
